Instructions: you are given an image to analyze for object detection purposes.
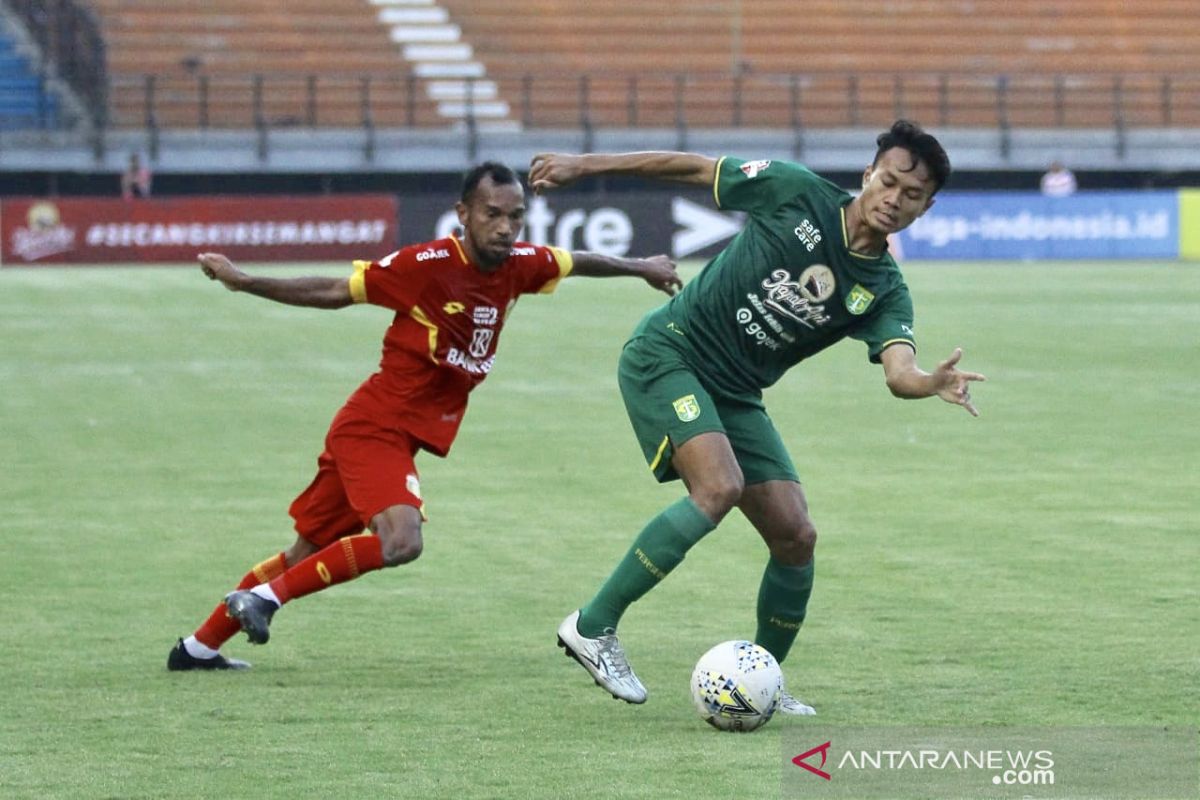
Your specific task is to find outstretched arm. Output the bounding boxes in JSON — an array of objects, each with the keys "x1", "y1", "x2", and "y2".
[
  {"x1": 880, "y1": 344, "x2": 987, "y2": 416},
  {"x1": 198, "y1": 252, "x2": 353, "y2": 309},
  {"x1": 569, "y1": 252, "x2": 683, "y2": 296},
  {"x1": 529, "y1": 152, "x2": 718, "y2": 191}
]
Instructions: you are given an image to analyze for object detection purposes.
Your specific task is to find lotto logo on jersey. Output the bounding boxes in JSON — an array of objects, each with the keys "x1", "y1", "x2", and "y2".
[{"x1": 740, "y1": 159, "x2": 772, "y2": 178}]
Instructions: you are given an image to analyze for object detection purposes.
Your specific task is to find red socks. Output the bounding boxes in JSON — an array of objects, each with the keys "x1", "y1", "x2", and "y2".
[
  {"x1": 193, "y1": 552, "x2": 288, "y2": 649},
  {"x1": 268, "y1": 533, "x2": 384, "y2": 604}
]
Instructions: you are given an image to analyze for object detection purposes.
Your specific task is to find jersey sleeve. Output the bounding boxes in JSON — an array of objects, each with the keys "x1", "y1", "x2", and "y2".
[
  {"x1": 849, "y1": 284, "x2": 917, "y2": 363},
  {"x1": 523, "y1": 245, "x2": 573, "y2": 295},
  {"x1": 713, "y1": 157, "x2": 825, "y2": 215},
  {"x1": 348, "y1": 248, "x2": 428, "y2": 311}
]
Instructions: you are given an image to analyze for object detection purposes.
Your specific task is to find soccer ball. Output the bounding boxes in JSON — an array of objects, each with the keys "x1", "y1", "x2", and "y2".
[{"x1": 690, "y1": 640, "x2": 783, "y2": 732}]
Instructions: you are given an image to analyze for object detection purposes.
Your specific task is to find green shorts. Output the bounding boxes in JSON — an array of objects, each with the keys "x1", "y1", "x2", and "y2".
[{"x1": 617, "y1": 331, "x2": 799, "y2": 485}]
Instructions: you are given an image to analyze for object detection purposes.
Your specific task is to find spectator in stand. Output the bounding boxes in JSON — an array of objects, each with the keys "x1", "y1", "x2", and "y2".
[
  {"x1": 1040, "y1": 161, "x2": 1077, "y2": 198},
  {"x1": 121, "y1": 153, "x2": 152, "y2": 199}
]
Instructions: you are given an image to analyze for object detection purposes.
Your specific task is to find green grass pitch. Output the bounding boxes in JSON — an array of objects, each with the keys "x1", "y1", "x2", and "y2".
[{"x1": 1, "y1": 260, "x2": 1196, "y2": 798}]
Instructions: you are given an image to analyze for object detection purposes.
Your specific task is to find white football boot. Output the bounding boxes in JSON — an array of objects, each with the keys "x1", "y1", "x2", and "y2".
[
  {"x1": 777, "y1": 690, "x2": 817, "y2": 716},
  {"x1": 556, "y1": 610, "x2": 647, "y2": 704}
]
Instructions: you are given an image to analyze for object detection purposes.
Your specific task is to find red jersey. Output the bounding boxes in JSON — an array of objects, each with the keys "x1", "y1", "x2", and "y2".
[{"x1": 342, "y1": 234, "x2": 572, "y2": 456}]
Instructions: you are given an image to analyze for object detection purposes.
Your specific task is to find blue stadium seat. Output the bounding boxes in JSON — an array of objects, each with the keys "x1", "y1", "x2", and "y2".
[{"x1": 0, "y1": 26, "x2": 60, "y2": 129}]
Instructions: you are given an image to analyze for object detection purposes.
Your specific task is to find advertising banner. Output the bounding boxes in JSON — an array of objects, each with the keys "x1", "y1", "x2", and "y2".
[
  {"x1": 398, "y1": 189, "x2": 738, "y2": 262},
  {"x1": 404, "y1": 189, "x2": 1186, "y2": 263},
  {"x1": 0, "y1": 195, "x2": 399, "y2": 265},
  {"x1": 3, "y1": 188, "x2": 1189, "y2": 266},
  {"x1": 895, "y1": 191, "x2": 1179, "y2": 260},
  {"x1": 1177, "y1": 189, "x2": 1200, "y2": 260}
]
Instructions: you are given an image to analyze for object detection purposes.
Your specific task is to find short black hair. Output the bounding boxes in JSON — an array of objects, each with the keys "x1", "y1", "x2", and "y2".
[
  {"x1": 874, "y1": 120, "x2": 951, "y2": 194},
  {"x1": 461, "y1": 161, "x2": 519, "y2": 203}
]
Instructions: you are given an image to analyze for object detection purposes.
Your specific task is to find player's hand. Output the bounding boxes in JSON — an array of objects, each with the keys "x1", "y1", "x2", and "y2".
[
  {"x1": 528, "y1": 153, "x2": 583, "y2": 193},
  {"x1": 198, "y1": 252, "x2": 248, "y2": 292},
  {"x1": 933, "y1": 347, "x2": 987, "y2": 416},
  {"x1": 638, "y1": 254, "x2": 683, "y2": 296}
]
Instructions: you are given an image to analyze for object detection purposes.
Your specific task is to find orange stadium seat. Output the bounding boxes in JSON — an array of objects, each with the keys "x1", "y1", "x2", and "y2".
[{"x1": 88, "y1": 0, "x2": 1200, "y2": 130}]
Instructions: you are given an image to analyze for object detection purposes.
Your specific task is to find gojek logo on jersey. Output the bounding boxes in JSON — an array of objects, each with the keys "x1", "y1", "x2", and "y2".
[{"x1": 416, "y1": 247, "x2": 450, "y2": 261}]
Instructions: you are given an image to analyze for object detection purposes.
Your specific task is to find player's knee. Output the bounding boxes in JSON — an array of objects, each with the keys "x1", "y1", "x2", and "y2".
[
  {"x1": 380, "y1": 530, "x2": 423, "y2": 566},
  {"x1": 692, "y1": 472, "x2": 744, "y2": 520},
  {"x1": 372, "y1": 505, "x2": 424, "y2": 566},
  {"x1": 797, "y1": 520, "x2": 817, "y2": 552},
  {"x1": 771, "y1": 521, "x2": 817, "y2": 564}
]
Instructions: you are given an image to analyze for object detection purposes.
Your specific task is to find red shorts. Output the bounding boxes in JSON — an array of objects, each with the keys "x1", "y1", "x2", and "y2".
[{"x1": 288, "y1": 409, "x2": 426, "y2": 547}]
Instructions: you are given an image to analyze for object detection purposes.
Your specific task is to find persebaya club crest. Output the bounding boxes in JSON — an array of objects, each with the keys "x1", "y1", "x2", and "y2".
[
  {"x1": 845, "y1": 284, "x2": 875, "y2": 315},
  {"x1": 673, "y1": 394, "x2": 701, "y2": 422}
]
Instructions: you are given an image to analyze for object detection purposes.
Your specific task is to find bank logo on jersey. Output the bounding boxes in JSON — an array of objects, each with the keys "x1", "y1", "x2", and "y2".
[
  {"x1": 845, "y1": 284, "x2": 876, "y2": 315},
  {"x1": 468, "y1": 328, "x2": 495, "y2": 358},
  {"x1": 740, "y1": 159, "x2": 772, "y2": 178},
  {"x1": 798, "y1": 265, "x2": 836, "y2": 302},
  {"x1": 672, "y1": 394, "x2": 701, "y2": 422}
]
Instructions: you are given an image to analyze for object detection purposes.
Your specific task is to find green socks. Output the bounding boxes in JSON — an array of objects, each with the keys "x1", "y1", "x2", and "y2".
[
  {"x1": 578, "y1": 497, "x2": 715, "y2": 636},
  {"x1": 754, "y1": 558, "x2": 814, "y2": 663}
]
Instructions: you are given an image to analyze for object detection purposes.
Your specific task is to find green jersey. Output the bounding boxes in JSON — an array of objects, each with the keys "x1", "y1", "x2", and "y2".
[{"x1": 646, "y1": 156, "x2": 917, "y2": 398}]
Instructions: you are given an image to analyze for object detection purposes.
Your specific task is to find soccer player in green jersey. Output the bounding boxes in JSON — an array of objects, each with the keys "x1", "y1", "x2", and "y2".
[{"x1": 528, "y1": 120, "x2": 986, "y2": 713}]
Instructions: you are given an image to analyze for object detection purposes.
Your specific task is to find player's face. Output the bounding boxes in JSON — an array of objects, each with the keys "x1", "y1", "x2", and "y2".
[
  {"x1": 858, "y1": 147, "x2": 936, "y2": 234},
  {"x1": 456, "y1": 176, "x2": 526, "y2": 269}
]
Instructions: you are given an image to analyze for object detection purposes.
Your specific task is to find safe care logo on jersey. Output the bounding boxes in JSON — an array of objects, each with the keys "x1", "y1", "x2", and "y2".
[
  {"x1": 672, "y1": 394, "x2": 701, "y2": 422},
  {"x1": 739, "y1": 159, "x2": 772, "y2": 178},
  {"x1": 794, "y1": 219, "x2": 823, "y2": 252},
  {"x1": 845, "y1": 284, "x2": 876, "y2": 315}
]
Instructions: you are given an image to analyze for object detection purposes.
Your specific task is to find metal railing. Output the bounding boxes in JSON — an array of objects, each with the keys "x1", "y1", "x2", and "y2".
[{"x1": 105, "y1": 70, "x2": 1200, "y2": 137}]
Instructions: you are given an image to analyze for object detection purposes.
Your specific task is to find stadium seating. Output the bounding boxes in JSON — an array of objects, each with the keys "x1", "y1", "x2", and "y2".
[
  {"x1": 87, "y1": 0, "x2": 446, "y2": 128},
  {"x1": 86, "y1": 0, "x2": 1200, "y2": 130},
  {"x1": 0, "y1": 27, "x2": 59, "y2": 130}
]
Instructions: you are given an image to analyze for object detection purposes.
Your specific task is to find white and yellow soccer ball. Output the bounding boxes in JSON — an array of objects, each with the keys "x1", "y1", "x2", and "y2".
[{"x1": 690, "y1": 640, "x2": 783, "y2": 732}]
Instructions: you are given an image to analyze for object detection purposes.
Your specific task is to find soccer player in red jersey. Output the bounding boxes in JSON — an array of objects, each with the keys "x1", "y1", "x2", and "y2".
[{"x1": 168, "y1": 162, "x2": 681, "y2": 670}]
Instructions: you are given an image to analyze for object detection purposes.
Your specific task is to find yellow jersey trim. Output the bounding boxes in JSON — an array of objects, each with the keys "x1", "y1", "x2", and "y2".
[
  {"x1": 879, "y1": 338, "x2": 916, "y2": 354},
  {"x1": 409, "y1": 305, "x2": 440, "y2": 364},
  {"x1": 648, "y1": 435, "x2": 672, "y2": 473},
  {"x1": 712, "y1": 156, "x2": 728, "y2": 208},
  {"x1": 349, "y1": 260, "x2": 370, "y2": 303},
  {"x1": 450, "y1": 232, "x2": 469, "y2": 263},
  {"x1": 538, "y1": 246, "x2": 574, "y2": 294}
]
